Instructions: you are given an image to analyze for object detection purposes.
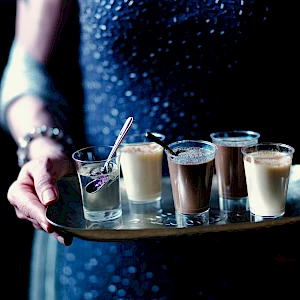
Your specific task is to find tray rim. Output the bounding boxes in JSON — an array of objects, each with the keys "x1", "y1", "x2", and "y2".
[{"x1": 46, "y1": 165, "x2": 300, "y2": 241}]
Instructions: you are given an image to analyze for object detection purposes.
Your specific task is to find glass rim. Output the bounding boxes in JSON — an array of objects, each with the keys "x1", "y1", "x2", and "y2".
[
  {"x1": 165, "y1": 139, "x2": 218, "y2": 158},
  {"x1": 210, "y1": 130, "x2": 260, "y2": 140},
  {"x1": 241, "y1": 142, "x2": 295, "y2": 157},
  {"x1": 72, "y1": 145, "x2": 116, "y2": 163},
  {"x1": 121, "y1": 132, "x2": 165, "y2": 145}
]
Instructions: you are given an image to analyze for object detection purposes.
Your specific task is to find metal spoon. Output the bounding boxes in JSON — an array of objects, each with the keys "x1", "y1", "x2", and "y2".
[
  {"x1": 145, "y1": 132, "x2": 178, "y2": 156},
  {"x1": 85, "y1": 117, "x2": 134, "y2": 194}
]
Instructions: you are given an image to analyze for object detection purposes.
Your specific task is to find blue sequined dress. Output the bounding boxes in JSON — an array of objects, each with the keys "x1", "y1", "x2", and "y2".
[{"x1": 30, "y1": 1, "x2": 291, "y2": 299}]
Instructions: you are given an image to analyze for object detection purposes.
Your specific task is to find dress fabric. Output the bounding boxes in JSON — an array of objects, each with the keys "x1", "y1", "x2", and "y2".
[
  {"x1": 78, "y1": 0, "x2": 270, "y2": 147},
  {"x1": 30, "y1": 0, "x2": 277, "y2": 299}
]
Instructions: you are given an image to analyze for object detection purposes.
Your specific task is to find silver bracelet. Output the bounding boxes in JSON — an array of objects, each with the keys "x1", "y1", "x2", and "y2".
[{"x1": 17, "y1": 125, "x2": 75, "y2": 167}]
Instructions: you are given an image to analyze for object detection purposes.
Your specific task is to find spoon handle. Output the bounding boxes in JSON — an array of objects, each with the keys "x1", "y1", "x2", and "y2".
[
  {"x1": 103, "y1": 117, "x2": 134, "y2": 172},
  {"x1": 145, "y1": 132, "x2": 177, "y2": 156}
]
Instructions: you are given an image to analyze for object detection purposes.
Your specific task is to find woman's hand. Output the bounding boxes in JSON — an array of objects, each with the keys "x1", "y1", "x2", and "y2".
[{"x1": 7, "y1": 152, "x2": 74, "y2": 246}]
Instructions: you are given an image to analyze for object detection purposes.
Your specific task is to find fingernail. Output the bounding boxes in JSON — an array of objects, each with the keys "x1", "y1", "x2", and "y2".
[
  {"x1": 41, "y1": 222, "x2": 48, "y2": 232},
  {"x1": 42, "y1": 189, "x2": 57, "y2": 205},
  {"x1": 57, "y1": 236, "x2": 65, "y2": 245}
]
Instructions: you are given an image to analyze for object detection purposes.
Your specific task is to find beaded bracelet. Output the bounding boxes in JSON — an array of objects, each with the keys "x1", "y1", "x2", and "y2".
[{"x1": 17, "y1": 125, "x2": 75, "y2": 167}]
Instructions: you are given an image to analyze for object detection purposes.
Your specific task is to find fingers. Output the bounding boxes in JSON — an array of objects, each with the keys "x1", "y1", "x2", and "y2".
[
  {"x1": 7, "y1": 156, "x2": 74, "y2": 246},
  {"x1": 51, "y1": 230, "x2": 73, "y2": 246},
  {"x1": 8, "y1": 179, "x2": 50, "y2": 227},
  {"x1": 11, "y1": 184, "x2": 73, "y2": 246}
]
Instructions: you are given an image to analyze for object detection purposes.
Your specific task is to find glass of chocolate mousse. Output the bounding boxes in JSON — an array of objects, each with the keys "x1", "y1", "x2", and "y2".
[{"x1": 165, "y1": 140, "x2": 218, "y2": 226}]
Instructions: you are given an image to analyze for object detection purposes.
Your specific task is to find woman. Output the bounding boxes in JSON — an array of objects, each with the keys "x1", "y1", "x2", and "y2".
[{"x1": 1, "y1": 0, "x2": 296, "y2": 299}]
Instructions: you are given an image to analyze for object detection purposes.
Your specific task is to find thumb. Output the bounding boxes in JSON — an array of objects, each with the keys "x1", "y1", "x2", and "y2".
[
  {"x1": 40, "y1": 185, "x2": 58, "y2": 206},
  {"x1": 20, "y1": 157, "x2": 64, "y2": 206}
]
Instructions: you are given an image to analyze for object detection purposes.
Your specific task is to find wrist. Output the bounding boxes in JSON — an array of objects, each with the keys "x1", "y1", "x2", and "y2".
[{"x1": 17, "y1": 125, "x2": 75, "y2": 168}]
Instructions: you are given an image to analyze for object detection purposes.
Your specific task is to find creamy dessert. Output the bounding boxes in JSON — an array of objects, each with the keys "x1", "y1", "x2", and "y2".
[
  {"x1": 244, "y1": 151, "x2": 292, "y2": 217},
  {"x1": 120, "y1": 143, "x2": 163, "y2": 202},
  {"x1": 167, "y1": 146, "x2": 215, "y2": 215}
]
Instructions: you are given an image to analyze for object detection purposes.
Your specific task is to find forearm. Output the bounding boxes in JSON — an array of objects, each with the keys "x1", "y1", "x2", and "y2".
[
  {"x1": 7, "y1": 94, "x2": 55, "y2": 139},
  {"x1": 1, "y1": 0, "x2": 74, "y2": 164},
  {"x1": 7, "y1": 0, "x2": 70, "y2": 137},
  {"x1": 2, "y1": 40, "x2": 71, "y2": 144}
]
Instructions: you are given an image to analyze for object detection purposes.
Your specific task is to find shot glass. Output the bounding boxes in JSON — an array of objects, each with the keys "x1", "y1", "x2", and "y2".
[
  {"x1": 72, "y1": 145, "x2": 122, "y2": 222},
  {"x1": 241, "y1": 142, "x2": 295, "y2": 222},
  {"x1": 165, "y1": 140, "x2": 218, "y2": 226},
  {"x1": 120, "y1": 132, "x2": 165, "y2": 204},
  {"x1": 210, "y1": 130, "x2": 260, "y2": 216}
]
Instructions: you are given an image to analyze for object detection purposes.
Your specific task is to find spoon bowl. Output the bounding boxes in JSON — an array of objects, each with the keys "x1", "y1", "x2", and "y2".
[{"x1": 85, "y1": 117, "x2": 134, "y2": 194}]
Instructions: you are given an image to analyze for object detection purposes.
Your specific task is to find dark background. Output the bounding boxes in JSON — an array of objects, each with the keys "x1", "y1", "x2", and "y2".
[
  {"x1": 0, "y1": 1, "x2": 34, "y2": 299},
  {"x1": 0, "y1": 0, "x2": 298, "y2": 299}
]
